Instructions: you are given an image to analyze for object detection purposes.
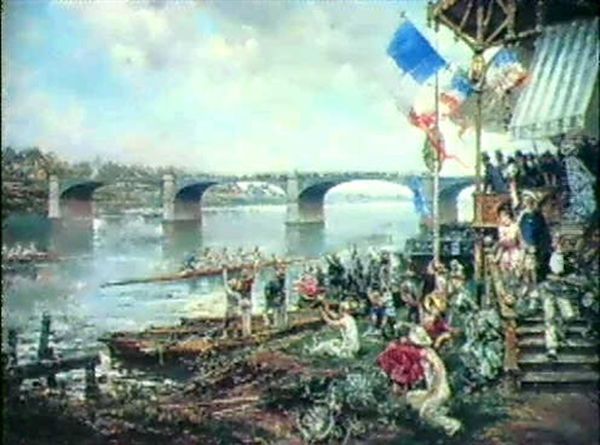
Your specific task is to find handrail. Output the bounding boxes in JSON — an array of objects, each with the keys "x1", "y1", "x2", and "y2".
[{"x1": 484, "y1": 253, "x2": 520, "y2": 390}]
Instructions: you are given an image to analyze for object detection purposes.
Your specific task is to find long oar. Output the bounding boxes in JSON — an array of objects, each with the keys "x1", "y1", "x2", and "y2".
[{"x1": 100, "y1": 257, "x2": 313, "y2": 288}]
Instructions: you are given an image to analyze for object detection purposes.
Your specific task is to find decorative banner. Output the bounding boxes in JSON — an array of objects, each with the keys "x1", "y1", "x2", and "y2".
[
  {"x1": 422, "y1": 137, "x2": 440, "y2": 173},
  {"x1": 388, "y1": 19, "x2": 471, "y2": 171},
  {"x1": 486, "y1": 48, "x2": 528, "y2": 95},
  {"x1": 439, "y1": 68, "x2": 475, "y2": 116},
  {"x1": 387, "y1": 19, "x2": 448, "y2": 84}
]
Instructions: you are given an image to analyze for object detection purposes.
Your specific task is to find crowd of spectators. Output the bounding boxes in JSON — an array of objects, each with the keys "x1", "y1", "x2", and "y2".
[{"x1": 481, "y1": 149, "x2": 567, "y2": 194}]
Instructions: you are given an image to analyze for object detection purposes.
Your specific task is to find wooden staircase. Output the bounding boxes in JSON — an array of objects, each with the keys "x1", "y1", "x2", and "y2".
[{"x1": 517, "y1": 317, "x2": 599, "y2": 393}]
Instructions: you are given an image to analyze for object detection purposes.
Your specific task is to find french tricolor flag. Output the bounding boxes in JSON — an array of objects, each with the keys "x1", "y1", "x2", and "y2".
[
  {"x1": 387, "y1": 19, "x2": 471, "y2": 168},
  {"x1": 440, "y1": 69, "x2": 475, "y2": 116}
]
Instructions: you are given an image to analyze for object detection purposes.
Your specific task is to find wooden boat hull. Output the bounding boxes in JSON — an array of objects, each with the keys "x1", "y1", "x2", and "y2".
[{"x1": 100, "y1": 311, "x2": 323, "y2": 366}]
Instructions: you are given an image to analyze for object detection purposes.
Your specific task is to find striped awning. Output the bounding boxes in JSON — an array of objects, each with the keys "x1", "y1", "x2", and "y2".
[{"x1": 509, "y1": 17, "x2": 599, "y2": 140}]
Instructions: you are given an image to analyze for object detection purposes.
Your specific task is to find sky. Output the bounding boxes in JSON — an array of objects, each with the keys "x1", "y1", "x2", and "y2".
[{"x1": 2, "y1": 0, "x2": 519, "y2": 176}]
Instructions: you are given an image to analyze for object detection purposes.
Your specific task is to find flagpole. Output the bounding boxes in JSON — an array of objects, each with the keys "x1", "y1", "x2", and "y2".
[{"x1": 432, "y1": 28, "x2": 441, "y2": 265}]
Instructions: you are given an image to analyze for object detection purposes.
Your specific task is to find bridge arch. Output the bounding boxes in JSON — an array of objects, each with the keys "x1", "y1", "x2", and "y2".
[
  {"x1": 287, "y1": 178, "x2": 415, "y2": 225},
  {"x1": 164, "y1": 177, "x2": 286, "y2": 222},
  {"x1": 456, "y1": 185, "x2": 476, "y2": 223},
  {"x1": 437, "y1": 179, "x2": 475, "y2": 225},
  {"x1": 53, "y1": 180, "x2": 105, "y2": 219}
]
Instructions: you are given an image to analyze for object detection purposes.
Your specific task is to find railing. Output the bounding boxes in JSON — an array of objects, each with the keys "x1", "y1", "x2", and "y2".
[
  {"x1": 483, "y1": 250, "x2": 520, "y2": 391},
  {"x1": 4, "y1": 314, "x2": 100, "y2": 400}
]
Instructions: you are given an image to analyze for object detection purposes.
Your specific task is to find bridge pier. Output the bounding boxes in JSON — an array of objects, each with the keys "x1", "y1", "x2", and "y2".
[
  {"x1": 439, "y1": 194, "x2": 458, "y2": 225},
  {"x1": 285, "y1": 175, "x2": 325, "y2": 226},
  {"x1": 414, "y1": 176, "x2": 462, "y2": 226},
  {"x1": 162, "y1": 174, "x2": 176, "y2": 222},
  {"x1": 48, "y1": 175, "x2": 61, "y2": 219}
]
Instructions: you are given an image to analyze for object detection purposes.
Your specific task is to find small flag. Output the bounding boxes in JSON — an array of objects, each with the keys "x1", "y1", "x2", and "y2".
[
  {"x1": 387, "y1": 20, "x2": 469, "y2": 170},
  {"x1": 387, "y1": 20, "x2": 448, "y2": 84},
  {"x1": 487, "y1": 49, "x2": 528, "y2": 94},
  {"x1": 440, "y1": 69, "x2": 475, "y2": 115}
]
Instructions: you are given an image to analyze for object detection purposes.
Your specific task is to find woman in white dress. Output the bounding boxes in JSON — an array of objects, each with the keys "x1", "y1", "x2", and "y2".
[
  {"x1": 310, "y1": 301, "x2": 360, "y2": 358},
  {"x1": 494, "y1": 206, "x2": 523, "y2": 277}
]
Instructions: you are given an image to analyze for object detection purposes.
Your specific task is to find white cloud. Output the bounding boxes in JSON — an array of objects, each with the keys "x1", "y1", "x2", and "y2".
[{"x1": 7, "y1": 1, "x2": 480, "y2": 175}]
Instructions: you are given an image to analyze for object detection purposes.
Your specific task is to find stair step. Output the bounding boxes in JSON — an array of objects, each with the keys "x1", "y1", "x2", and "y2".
[
  {"x1": 519, "y1": 318, "x2": 587, "y2": 326},
  {"x1": 519, "y1": 338, "x2": 597, "y2": 351},
  {"x1": 519, "y1": 353, "x2": 599, "y2": 365},
  {"x1": 518, "y1": 353, "x2": 599, "y2": 372},
  {"x1": 520, "y1": 381, "x2": 599, "y2": 393},
  {"x1": 517, "y1": 325, "x2": 589, "y2": 336},
  {"x1": 520, "y1": 371, "x2": 600, "y2": 384}
]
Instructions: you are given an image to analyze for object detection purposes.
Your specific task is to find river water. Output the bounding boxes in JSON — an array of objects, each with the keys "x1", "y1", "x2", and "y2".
[{"x1": 3, "y1": 201, "x2": 423, "y2": 365}]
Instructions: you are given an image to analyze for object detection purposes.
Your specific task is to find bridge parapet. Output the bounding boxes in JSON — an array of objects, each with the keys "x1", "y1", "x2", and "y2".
[{"x1": 48, "y1": 172, "x2": 474, "y2": 225}]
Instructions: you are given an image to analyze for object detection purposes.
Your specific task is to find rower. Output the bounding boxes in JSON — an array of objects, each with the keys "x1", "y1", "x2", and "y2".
[
  {"x1": 252, "y1": 246, "x2": 263, "y2": 263},
  {"x1": 183, "y1": 254, "x2": 197, "y2": 271},
  {"x1": 221, "y1": 247, "x2": 229, "y2": 261}
]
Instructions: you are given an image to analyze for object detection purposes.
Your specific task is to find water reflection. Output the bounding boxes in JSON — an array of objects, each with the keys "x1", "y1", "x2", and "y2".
[
  {"x1": 51, "y1": 219, "x2": 94, "y2": 255},
  {"x1": 162, "y1": 220, "x2": 203, "y2": 259},
  {"x1": 285, "y1": 223, "x2": 325, "y2": 258},
  {"x1": 3, "y1": 202, "x2": 419, "y2": 345}
]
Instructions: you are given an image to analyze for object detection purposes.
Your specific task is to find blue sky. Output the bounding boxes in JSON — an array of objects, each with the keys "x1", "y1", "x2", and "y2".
[{"x1": 3, "y1": 0, "x2": 504, "y2": 175}]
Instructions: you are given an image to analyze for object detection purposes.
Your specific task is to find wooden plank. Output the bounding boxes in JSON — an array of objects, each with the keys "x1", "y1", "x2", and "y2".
[{"x1": 10, "y1": 354, "x2": 100, "y2": 380}]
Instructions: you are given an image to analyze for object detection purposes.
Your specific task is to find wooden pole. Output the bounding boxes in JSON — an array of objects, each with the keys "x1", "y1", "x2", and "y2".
[
  {"x1": 37, "y1": 313, "x2": 57, "y2": 387},
  {"x1": 473, "y1": 49, "x2": 485, "y2": 286},
  {"x1": 475, "y1": 83, "x2": 483, "y2": 192},
  {"x1": 431, "y1": 15, "x2": 442, "y2": 265},
  {"x1": 433, "y1": 72, "x2": 441, "y2": 264},
  {"x1": 8, "y1": 329, "x2": 18, "y2": 366},
  {"x1": 37, "y1": 313, "x2": 52, "y2": 361}
]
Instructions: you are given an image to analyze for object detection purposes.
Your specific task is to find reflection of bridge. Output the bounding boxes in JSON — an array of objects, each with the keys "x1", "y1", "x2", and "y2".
[{"x1": 48, "y1": 172, "x2": 474, "y2": 226}]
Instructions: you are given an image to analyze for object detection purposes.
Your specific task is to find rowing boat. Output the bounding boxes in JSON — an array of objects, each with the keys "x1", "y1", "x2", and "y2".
[
  {"x1": 100, "y1": 258, "x2": 308, "y2": 288},
  {"x1": 99, "y1": 310, "x2": 324, "y2": 365}
]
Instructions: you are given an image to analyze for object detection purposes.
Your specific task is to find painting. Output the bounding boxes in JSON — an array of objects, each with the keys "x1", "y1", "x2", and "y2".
[{"x1": 2, "y1": 1, "x2": 598, "y2": 444}]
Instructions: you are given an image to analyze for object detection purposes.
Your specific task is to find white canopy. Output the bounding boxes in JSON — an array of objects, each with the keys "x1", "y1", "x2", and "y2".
[{"x1": 510, "y1": 17, "x2": 599, "y2": 140}]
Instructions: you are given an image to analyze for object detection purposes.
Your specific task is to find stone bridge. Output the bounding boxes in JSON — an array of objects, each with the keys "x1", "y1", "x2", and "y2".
[{"x1": 48, "y1": 172, "x2": 474, "y2": 225}]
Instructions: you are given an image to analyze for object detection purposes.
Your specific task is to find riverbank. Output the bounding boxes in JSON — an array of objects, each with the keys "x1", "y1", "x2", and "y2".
[{"x1": 5, "y1": 317, "x2": 598, "y2": 445}]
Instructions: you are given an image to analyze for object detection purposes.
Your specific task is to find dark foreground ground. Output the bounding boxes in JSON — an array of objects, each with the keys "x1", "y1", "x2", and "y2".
[{"x1": 4, "y1": 322, "x2": 599, "y2": 445}]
